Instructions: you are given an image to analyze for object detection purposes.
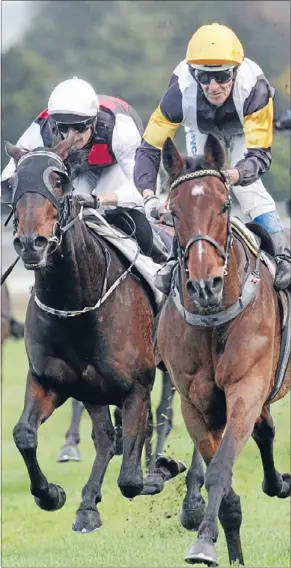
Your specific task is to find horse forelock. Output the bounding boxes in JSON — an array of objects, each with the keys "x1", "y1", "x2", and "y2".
[{"x1": 162, "y1": 153, "x2": 219, "y2": 195}]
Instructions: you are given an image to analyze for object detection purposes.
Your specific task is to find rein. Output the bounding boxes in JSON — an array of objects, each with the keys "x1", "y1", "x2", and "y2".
[
  {"x1": 33, "y1": 237, "x2": 139, "y2": 318},
  {"x1": 168, "y1": 169, "x2": 261, "y2": 326}
]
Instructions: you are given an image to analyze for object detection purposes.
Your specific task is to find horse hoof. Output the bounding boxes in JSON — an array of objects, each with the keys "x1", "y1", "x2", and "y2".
[
  {"x1": 185, "y1": 539, "x2": 218, "y2": 566},
  {"x1": 118, "y1": 480, "x2": 143, "y2": 499},
  {"x1": 34, "y1": 483, "x2": 66, "y2": 511},
  {"x1": 155, "y1": 455, "x2": 187, "y2": 479},
  {"x1": 180, "y1": 499, "x2": 206, "y2": 531},
  {"x1": 140, "y1": 472, "x2": 165, "y2": 495},
  {"x1": 278, "y1": 474, "x2": 291, "y2": 498},
  {"x1": 57, "y1": 444, "x2": 81, "y2": 462},
  {"x1": 72, "y1": 509, "x2": 102, "y2": 533}
]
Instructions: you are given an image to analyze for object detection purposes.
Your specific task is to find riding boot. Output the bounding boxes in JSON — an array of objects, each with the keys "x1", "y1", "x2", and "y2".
[
  {"x1": 154, "y1": 238, "x2": 178, "y2": 295},
  {"x1": 269, "y1": 231, "x2": 291, "y2": 290},
  {"x1": 254, "y1": 211, "x2": 291, "y2": 290}
]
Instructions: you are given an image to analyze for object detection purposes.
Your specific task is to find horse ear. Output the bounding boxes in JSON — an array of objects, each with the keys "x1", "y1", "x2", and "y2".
[
  {"x1": 51, "y1": 130, "x2": 79, "y2": 161},
  {"x1": 204, "y1": 134, "x2": 225, "y2": 170},
  {"x1": 162, "y1": 137, "x2": 184, "y2": 179},
  {"x1": 4, "y1": 141, "x2": 28, "y2": 163}
]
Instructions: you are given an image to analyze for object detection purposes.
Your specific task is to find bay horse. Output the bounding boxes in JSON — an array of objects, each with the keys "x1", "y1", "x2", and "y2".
[
  {"x1": 157, "y1": 135, "x2": 290, "y2": 566},
  {"x1": 4, "y1": 134, "x2": 184, "y2": 533}
]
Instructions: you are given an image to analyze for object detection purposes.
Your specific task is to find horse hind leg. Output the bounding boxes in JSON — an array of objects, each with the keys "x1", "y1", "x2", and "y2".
[
  {"x1": 252, "y1": 406, "x2": 291, "y2": 498},
  {"x1": 113, "y1": 406, "x2": 123, "y2": 455},
  {"x1": 57, "y1": 398, "x2": 84, "y2": 462},
  {"x1": 154, "y1": 370, "x2": 175, "y2": 462},
  {"x1": 180, "y1": 444, "x2": 206, "y2": 531},
  {"x1": 72, "y1": 404, "x2": 115, "y2": 533},
  {"x1": 13, "y1": 371, "x2": 66, "y2": 511},
  {"x1": 144, "y1": 404, "x2": 154, "y2": 473},
  {"x1": 218, "y1": 487, "x2": 244, "y2": 566}
]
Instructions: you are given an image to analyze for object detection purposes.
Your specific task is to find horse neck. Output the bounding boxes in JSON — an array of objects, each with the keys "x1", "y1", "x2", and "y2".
[{"x1": 34, "y1": 221, "x2": 108, "y2": 310}]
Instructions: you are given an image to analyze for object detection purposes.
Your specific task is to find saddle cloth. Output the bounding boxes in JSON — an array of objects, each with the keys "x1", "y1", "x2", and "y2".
[
  {"x1": 231, "y1": 216, "x2": 276, "y2": 278},
  {"x1": 84, "y1": 208, "x2": 163, "y2": 308}
]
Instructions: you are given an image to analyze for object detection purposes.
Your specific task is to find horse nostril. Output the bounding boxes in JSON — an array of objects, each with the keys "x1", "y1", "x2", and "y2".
[
  {"x1": 33, "y1": 236, "x2": 48, "y2": 252},
  {"x1": 211, "y1": 277, "x2": 223, "y2": 294},
  {"x1": 186, "y1": 280, "x2": 199, "y2": 297},
  {"x1": 13, "y1": 237, "x2": 25, "y2": 255}
]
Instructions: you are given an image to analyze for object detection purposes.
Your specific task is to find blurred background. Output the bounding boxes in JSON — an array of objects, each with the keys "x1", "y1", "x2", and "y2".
[{"x1": 1, "y1": 0, "x2": 291, "y2": 307}]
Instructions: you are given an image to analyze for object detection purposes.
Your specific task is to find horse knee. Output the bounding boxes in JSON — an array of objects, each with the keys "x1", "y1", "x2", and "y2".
[
  {"x1": 205, "y1": 460, "x2": 233, "y2": 495},
  {"x1": 13, "y1": 421, "x2": 37, "y2": 452}
]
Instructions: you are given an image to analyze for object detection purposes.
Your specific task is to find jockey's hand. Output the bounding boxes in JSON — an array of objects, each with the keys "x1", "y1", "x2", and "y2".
[
  {"x1": 143, "y1": 194, "x2": 162, "y2": 221},
  {"x1": 74, "y1": 194, "x2": 101, "y2": 209},
  {"x1": 152, "y1": 208, "x2": 174, "y2": 227}
]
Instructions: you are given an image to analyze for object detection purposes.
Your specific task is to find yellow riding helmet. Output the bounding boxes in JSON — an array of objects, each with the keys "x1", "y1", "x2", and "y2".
[{"x1": 186, "y1": 23, "x2": 244, "y2": 67}]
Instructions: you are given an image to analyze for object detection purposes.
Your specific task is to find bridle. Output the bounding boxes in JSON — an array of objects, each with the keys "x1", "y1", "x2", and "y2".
[
  {"x1": 10, "y1": 151, "x2": 79, "y2": 250},
  {"x1": 169, "y1": 169, "x2": 233, "y2": 279},
  {"x1": 167, "y1": 169, "x2": 262, "y2": 327}
]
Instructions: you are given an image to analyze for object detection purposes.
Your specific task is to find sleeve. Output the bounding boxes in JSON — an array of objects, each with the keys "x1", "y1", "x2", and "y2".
[
  {"x1": 110, "y1": 113, "x2": 144, "y2": 208},
  {"x1": 134, "y1": 73, "x2": 183, "y2": 193},
  {"x1": 1, "y1": 120, "x2": 44, "y2": 183},
  {"x1": 235, "y1": 77, "x2": 274, "y2": 186}
]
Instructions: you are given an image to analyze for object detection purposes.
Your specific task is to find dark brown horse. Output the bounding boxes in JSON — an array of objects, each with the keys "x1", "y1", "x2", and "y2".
[
  {"x1": 4, "y1": 134, "x2": 184, "y2": 533},
  {"x1": 157, "y1": 135, "x2": 290, "y2": 566},
  {"x1": 1, "y1": 281, "x2": 24, "y2": 346}
]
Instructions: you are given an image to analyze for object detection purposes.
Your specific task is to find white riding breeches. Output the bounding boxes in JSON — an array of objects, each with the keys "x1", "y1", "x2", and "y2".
[{"x1": 185, "y1": 129, "x2": 275, "y2": 220}]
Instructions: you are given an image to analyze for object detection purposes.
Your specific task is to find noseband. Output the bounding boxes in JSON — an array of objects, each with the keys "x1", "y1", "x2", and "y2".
[{"x1": 170, "y1": 169, "x2": 233, "y2": 277}]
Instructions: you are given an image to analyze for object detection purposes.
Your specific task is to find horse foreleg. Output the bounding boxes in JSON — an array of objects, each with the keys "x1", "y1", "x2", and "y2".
[
  {"x1": 252, "y1": 405, "x2": 291, "y2": 498},
  {"x1": 118, "y1": 382, "x2": 152, "y2": 498},
  {"x1": 13, "y1": 371, "x2": 66, "y2": 511},
  {"x1": 73, "y1": 404, "x2": 115, "y2": 533},
  {"x1": 181, "y1": 396, "x2": 244, "y2": 567},
  {"x1": 154, "y1": 371, "x2": 175, "y2": 460},
  {"x1": 57, "y1": 398, "x2": 84, "y2": 462}
]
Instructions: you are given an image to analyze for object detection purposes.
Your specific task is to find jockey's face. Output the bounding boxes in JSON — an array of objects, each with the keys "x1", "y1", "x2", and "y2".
[
  {"x1": 200, "y1": 77, "x2": 234, "y2": 106},
  {"x1": 63, "y1": 125, "x2": 93, "y2": 149}
]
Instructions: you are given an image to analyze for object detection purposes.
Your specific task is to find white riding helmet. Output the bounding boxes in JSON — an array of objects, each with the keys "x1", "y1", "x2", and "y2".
[{"x1": 48, "y1": 77, "x2": 99, "y2": 121}]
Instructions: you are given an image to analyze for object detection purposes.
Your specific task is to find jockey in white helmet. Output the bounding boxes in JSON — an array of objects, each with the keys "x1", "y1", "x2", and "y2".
[{"x1": 2, "y1": 77, "x2": 145, "y2": 211}]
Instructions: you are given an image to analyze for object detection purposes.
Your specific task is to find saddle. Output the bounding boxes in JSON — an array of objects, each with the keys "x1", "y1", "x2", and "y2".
[
  {"x1": 231, "y1": 217, "x2": 290, "y2": 403},
  {"x1": 105, "y1": 207, "x2": 168, "y2": 263}
]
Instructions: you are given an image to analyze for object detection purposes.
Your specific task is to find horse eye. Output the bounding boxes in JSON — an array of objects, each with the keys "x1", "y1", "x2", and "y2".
[
  {"x1": 55, "y1": 180, "x2": 62, "y2": 189},
  {"x1": 221, "y1": 202, "x2": 230, "y2": 214}
]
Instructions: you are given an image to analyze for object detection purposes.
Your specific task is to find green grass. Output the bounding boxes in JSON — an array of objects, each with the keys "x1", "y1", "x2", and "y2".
[{"x1": 2, "y1": 338, "x2": 290, "y2": 567}]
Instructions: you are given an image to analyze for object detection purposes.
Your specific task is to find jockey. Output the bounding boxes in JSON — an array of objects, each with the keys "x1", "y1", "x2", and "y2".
[
  {"x1": 1, "y1": 76, "x2": 167, "y2": 262},
  {"x1": 1, "y1": 77, "x2": 145, "y2": 210},
  {"x1": 134, "y1": 23, "x2": 291, "y2": 293}
]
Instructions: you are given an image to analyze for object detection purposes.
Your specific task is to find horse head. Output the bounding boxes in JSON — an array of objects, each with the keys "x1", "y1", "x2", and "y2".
[
  {"x1": 4, "y1": 132, "x2": 78, "y2": 270},
  {"x1": 162, "y1": 134, "x2": 232, "y2": 309}
]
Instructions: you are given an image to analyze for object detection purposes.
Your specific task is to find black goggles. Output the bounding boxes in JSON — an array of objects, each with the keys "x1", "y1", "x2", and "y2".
[
  {"x1": 54, "y1": 118, "x2": 94, "y2": 134},
  {"x1": 193, "y1": 68, "x2": 234, "y2": 85}
]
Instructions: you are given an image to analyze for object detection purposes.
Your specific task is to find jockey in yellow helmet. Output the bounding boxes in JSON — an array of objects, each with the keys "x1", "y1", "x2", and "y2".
[{"x1": 134, "y1": 23, "x2": 291, "y2": 293}]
